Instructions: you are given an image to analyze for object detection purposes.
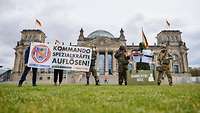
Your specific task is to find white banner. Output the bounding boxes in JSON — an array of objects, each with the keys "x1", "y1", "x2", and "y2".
[
  {"x1": 142, "y1": 50, "x2": 153, "y2": 63},
  {"x1": 131, "y1": 50, "x2": 153, "y2": 63},
  {"x1": 51, "y1": 44, "x2": 92, "y2": 72},
  {"x1": 28, "y1": 42, "x2": 92, "y2": 72},
  {"x1": 28, "y1": 42, "x2": 52, "y2": 68}
]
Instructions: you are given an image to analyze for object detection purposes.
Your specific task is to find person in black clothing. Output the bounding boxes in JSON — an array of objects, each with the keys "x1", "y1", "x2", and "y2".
[
  {"x1": 18, "y1": 46, "x2": 38, "y2": 87},
  {"x1": 54, "y1": 69, "x2": 63, "y2": 86}
]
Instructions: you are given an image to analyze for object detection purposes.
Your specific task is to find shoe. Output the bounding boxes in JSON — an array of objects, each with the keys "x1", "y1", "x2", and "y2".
[
  {"x1": 18, "y1": 80, "x2": 23, "y2": 87},
  {"x1": 86, "y1": 80, "x2": 89, "y2": 85},
  {"x1": 95, "y1": 80, "x2": 100, "y2": 85},
  {"x1": 18, "y1": 84, "x2": 22, "y2": 87},
  {"x1": 125, "y1": 81, "x2": 128, "y2": 85},
  {"x1": 32, "y1": 84, "x2": 37, "y2": 87}
]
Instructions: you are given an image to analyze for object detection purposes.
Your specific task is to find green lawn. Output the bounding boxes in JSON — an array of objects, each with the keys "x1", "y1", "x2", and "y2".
[{"x1": 0, "y1": 84, "x2": 200, "y2": 113}]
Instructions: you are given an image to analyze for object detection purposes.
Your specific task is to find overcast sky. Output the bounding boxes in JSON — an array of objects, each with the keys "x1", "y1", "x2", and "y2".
[{"x1": 0, "y1": 0, "x2": 200, "y2": 68}]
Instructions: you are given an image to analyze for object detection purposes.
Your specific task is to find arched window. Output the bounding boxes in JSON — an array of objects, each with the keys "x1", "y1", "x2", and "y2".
[{"x1": 173, "y1": 64, "x2": 179, "y2": 73}]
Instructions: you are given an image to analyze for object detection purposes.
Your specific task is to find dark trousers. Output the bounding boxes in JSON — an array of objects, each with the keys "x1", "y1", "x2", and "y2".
[
  {"x1": 54, "y1": 69, "x2": 63, "y2": 84},
  {"x1": 19, "y1": 66, "x2": 37, "y2": 85},
  {"x1": 118, "y1": 70, "x2": 127, "y2": 85}
]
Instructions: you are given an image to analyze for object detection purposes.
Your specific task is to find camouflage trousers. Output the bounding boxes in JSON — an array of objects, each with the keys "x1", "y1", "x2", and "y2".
[
  {"x1": 157, "y1": 66, "x2": 172, "y2": 85},
  {"x1": 86, "y1": 67, "x2": 99, "y2": 85}
]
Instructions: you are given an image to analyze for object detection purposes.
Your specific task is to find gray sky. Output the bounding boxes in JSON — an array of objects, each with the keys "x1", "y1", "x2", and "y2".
[{"x1": 0, "y1": 0, "x2": 200, "y2": 68}]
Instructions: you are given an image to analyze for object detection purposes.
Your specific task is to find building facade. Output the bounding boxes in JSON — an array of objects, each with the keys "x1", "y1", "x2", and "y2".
[{"x1": 11, "y1": 28, "x2": 189, "y2": 82}]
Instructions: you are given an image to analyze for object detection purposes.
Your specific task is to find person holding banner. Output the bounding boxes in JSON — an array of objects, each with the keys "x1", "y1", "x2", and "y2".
[
  {"x1": 114, "y1": 45, "x2": 130, "y2": 85},
  {"x1": 86, "y1": 47, "x2": 100, "y2": 85},
  {"x1": 54, "y1": 69, "x2": 63, "y2": 86},
  {"x1": 18, "y1": 46, "x2": 38, "y2": 87},
  {"x1": 53, "y1": 40, "x2": 64, "y2": 86}
]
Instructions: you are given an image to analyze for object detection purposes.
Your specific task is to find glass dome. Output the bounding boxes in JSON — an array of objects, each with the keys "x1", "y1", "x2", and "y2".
[{"x1": 87, "y1": 30, "x2": 114, "y2": 38}]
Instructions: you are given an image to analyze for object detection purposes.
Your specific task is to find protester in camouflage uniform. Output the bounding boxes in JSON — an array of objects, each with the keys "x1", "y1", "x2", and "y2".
[
  {"x1": 86, "y1": 47, "x2": 100, "y2": 85},
  {"x1": 157, "y1": 46, "x2": 173, "y2": 86},
  {"x1": 114, "y1": 45, "x2": 130, "y2": 85}
]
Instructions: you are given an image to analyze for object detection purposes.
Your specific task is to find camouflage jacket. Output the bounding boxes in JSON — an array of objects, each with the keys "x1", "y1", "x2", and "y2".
[
  {"x1": 90, "y1": 50, "x2": 97, "y2": 67},
  {"x1": 157, "y1": 51, "x2": 172, "y2": 66},
  {"x1": 114, "y1": 50, "x2": 129, "y2": 71}
]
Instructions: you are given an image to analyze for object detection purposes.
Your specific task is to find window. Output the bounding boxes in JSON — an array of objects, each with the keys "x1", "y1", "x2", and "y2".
[
  {"x1": 173, "y1": 65, "x2": 179, "y2": 73},
  {"x1": 39, "y1": 77, "x2": 43, "y2": 80},
  {"x1": 47, "y1": 77, "x2": 50, "y2": 80},
  {"x1": 99, "y1": 53, "x2": 105, "y2": 75},
  {"x1": 108, "y1": 53, "x2": 113, "y2": 75},
  {"x1": 173, "y1": 54, "x2": 179, "y2": 61}
]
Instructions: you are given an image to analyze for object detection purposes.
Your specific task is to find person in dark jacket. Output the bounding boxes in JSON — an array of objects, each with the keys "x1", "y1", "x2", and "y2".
[
  {"x1": 114, "y1": 45, "x2": 130, "y2": 85},
  {"x1": 18, "y1": 46, "x2": 38, "y2": 87},
  {"x1": 86, "y1": 47, "x2": 99, "y2": 85}
]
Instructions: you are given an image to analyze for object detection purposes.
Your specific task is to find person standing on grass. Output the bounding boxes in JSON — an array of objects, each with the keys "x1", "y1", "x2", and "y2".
[
  {"x1": 53, "y1": 40, "x2": 64, "y2": 86},
  {"x1": 86, "y1": 46, "x2": 100, "y2": 85},
  {"x1": 18, "y1": 46, "x2": 38, "y2": 87},
  {"x1": 54, "y1": 69, "x2": 63, "y2": 86},
  {"x1": 114, "y1": 45, "x2": 130, "y2": 85},
  {"x1": 157, "y1": 46, "x2": 173, "y2": 86}
]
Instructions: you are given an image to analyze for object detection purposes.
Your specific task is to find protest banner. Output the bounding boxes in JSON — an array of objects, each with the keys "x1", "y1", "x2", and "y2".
[
  {"x1": 28, "y1": 42, "x2": 92, "y2": 72},
  {"x1": 28, "y1": 42, "x2": 52, "y2": 68},
  {"x1": 51, "y1": 44, "x2": 92, "y2": 72}
]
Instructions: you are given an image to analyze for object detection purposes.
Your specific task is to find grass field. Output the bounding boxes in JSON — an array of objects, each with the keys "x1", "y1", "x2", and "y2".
[{"x1": 0, "y1": 84, "x2": 200, "y2": 113}]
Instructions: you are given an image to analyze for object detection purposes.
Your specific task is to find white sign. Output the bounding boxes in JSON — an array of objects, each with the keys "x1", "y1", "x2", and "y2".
[
  {"x1": 28, "y1": 42, "x2": 52, "y2": 68},
  {"x1": 51, "y1": 44, "x2": 92, "y2": 72},
  {"x1": 28, "y1": 42, "x2": 92, "y2": 72},
  {"x1": 131, "y1": 50, "x2": 153, "y2": 63}
]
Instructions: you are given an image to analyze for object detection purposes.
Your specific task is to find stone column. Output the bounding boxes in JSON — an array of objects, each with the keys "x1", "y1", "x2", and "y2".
[
  {"x1": 105, "y1": 48, "x2": 109, "y2": 76},
  {"x1": 184, "y1": 53, "x2": 189, "y2": 72},
  {"x1": 182, "y1": 52, "x2": 188, "y2": 73},
  {"x1": 180, "y1": 52, "x2": 184, "y2": 73},
  {"x1": 112, "y1": 50, "x2": 117, "y2": 76},
  {"x1": 96, "y1": 48, "x2": 100, "y2": 76},
  {"x1": 13, "y1": 51, "x2": 19, "y2": 72},
  {"x1": 12, "y1": 51, "x2": 20, "y2": 80}
]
